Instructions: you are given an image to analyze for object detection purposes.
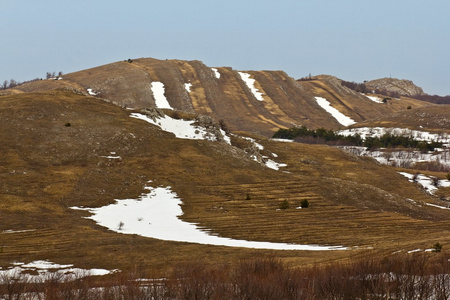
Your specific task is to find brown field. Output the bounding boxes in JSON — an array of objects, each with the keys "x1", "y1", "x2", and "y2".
[{"x1": 1, "y1": 87, "x2": 450, "y2": 280}]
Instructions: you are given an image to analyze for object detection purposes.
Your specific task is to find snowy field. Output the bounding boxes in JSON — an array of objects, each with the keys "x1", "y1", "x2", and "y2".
[
  {"x1": 238, "y1": 72, "x2": 264, "y2": 101},
  {"x1": 339, "y1": 127, "x2": 450, "y2": 146},
  {"x1": 72, "y1": 185, "x2": 346, "y2": 251},
  {"x1": 338, "y1": 126, "x2": 450, "y2": 172},
  {"x1": 0, "y1": 260, "x2": 113, "y2": 283},
  {"x1": 315, "y1": 97, "x2": 356, "y2": 126},
  {"x1": 340, "y1": 146, "x2": 450, "y2": 170},
  {"x1": 399, "y1": 172, "x2": 450, "y2": 195}
]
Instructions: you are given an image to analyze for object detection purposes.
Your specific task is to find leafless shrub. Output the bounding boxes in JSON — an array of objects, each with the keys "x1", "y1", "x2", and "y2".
[{"x1": 2, "y1": 254, "x2": 450, "y2": 299}]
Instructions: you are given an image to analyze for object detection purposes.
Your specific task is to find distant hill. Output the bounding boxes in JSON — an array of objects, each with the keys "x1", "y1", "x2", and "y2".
[
  {"x1": 365, "y1": 77, "x2": 425, "y2": 97},
  {"x1": 342, "y1": 77, "x2": 450, "y2": 104},
  {"x1": 3, "y1": 57, "x2": 434, "y2": 137}
]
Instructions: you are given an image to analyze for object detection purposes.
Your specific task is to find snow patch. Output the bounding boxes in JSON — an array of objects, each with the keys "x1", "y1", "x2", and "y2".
[
  {"x1": 264, "y1": 158, "x2": 287, "y2": 170},
  {"x1": 339, "y1": 127, "x2": 450, "y2": 146},
  {"x1": 72, "y1": 185, "x2": 346, "y2": 251},
  {"x1": 398, "y1": 172, "x2": 450, "y2": 195},
  {"x1": 130, "y1": 113, "x2": 230, "y2": 144},
  {"x1": 340, "y1": 146, "x2": 450, "y2": 170},
  {"x1": 151, "y1": 82, "x2": 172, "y2": 109},
  {"x1": 211, "y1": 68, "x2": 221, "y2": 79},
  {"x1": 365, "y1": 95, "x2": 383, "y2": 103},
  {"x1": 240, "y1": 136, "x2": 287, "y2": 170},
  {"x1": 184, "y1": 83, "x2": 192, "y2": 93},
  {"x1": 87, "y1": 88, "x2": 97, "y2": 96},
  {"x1": 238, "y1": 72, "x2": 264, "y2": 101},
  {"x1": 315, "y1": 97, "x2": 356, "y2": 126},
  {"x1": 0, "y1": 260, "x2": 114, "y2": 283}
]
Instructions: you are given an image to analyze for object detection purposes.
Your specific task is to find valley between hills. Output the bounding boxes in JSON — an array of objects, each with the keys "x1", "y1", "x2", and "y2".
[{"x1": 1, "y1": 57, "x2": 450, "y2": 278}]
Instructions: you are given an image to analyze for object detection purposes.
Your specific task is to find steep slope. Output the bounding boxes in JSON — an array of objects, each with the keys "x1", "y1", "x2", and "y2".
[
  {"x1": 1, "y1": 90, "x2": 450, "y2": 274},
  {"x1": 12, "y1": 57, "x2": 432, "y2": 137}
]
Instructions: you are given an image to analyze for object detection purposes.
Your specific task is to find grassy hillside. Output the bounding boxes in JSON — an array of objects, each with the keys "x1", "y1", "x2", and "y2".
[
  {"x1": 1, "y1": 89, "x2": 450, "y2": 276},
  {"x1": 11, "y1": 58, "x2": 433, "y2": 137}
]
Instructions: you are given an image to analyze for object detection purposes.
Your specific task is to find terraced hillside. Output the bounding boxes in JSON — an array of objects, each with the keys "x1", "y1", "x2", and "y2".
[
  {"x1": 1, "y1": 88, "x2": 450, "y2": 275},
  {"x1": 9, "y1": 57, "x2": 432, "y2": 137}
]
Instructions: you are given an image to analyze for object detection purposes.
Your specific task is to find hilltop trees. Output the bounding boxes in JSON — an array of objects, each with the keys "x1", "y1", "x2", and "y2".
[{"x1": 1, "y1": 71, "x2": 63, "y2": 90}]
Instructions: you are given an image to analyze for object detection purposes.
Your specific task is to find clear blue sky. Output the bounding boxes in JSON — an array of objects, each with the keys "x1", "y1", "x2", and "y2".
[{"x1": 2, "y1": 0, "x2": 449, "y2": 95}]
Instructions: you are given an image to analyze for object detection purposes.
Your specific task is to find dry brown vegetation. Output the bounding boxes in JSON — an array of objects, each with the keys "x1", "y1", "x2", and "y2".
[
  {"x1": 2, "y1": 58, "x2": 450, "y2": 298},
  {"x1": 1, "y1": 89, "x2": 450, "y2": 276},
  {"x1": 11, "y1": 58, "x2": 433, "y2": 137},
  {"x1": 2, "y1": 254, "x2": 450, "y2": 299}
]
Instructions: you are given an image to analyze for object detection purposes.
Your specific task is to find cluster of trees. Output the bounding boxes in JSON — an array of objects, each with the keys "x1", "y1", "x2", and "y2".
[
  {"x1": 341, "y1": 80, "x2": 450, "y2": 104},
  {"x1": 365, "y1": 133, "x2": 443, "y2": 152},
  {"x1": 413, "y1": 93, "x2": 450, "y2": 104},
  {"x1": 273, "y1": 126, "x2": 442, "y2": 152},
  {"x1": 273, "y1": 126, "x2": 363, "y2": 145},
  {"x1": 1, "y1": 71, "x2": 63, "y2": 90}
]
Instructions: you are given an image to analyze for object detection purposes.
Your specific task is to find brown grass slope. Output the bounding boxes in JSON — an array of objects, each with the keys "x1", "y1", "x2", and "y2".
[
  {"x1": 12, "y1": 57, "x2": 432, "y2": 137},
  {"x1": 347, "y1": 104, "x2": 450, "y2": 133},
  {"x1": 1, "y1": 90, "x2": 450, "y2": 275}
]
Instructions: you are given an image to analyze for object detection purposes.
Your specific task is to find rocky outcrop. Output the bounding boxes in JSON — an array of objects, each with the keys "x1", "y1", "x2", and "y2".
[{"x1": 365, "y1": 78, "x2": 425, "y2": 97}]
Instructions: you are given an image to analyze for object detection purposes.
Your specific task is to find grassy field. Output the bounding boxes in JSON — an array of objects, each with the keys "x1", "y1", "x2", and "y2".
[{"x1": 1, "y1": 88, "x2": 450, "y2": 279}]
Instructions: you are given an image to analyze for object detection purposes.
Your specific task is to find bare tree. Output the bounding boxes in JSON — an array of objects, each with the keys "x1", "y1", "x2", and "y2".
[{"x1": 8, "y1": 79, "x2": 17, "y2": 88}]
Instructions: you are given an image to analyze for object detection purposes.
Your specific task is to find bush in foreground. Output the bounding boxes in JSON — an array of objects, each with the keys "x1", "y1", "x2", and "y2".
[{"x1": 2, "y1": 253, "x2": 450, "y2": 299}]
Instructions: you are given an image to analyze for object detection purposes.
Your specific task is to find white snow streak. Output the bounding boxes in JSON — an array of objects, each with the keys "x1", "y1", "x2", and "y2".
[
  {"x1": 315, "y1": 97, "x2": 356, "y2": 126},
  {"x1": 238, "y1": 72, "x2": 264, "y2": 101},
  {"x1": 426, "y1": 203, "x2": 450, "y2": 210},
  {"x1": 151, "y1": 82, "x2": 172, "y2": 109},
  {"x1": 365, "y1": 95, "x2": 383, "y2": 103},
  {"x1": 72, "y1": 185, "x2": 346, "y2": 251}
]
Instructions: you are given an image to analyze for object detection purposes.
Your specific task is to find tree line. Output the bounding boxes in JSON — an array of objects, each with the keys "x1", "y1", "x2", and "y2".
[
  {"x1": 273, "y1": 126, "x2": 443, "y2": 152},
  {"x1": 1, "y1": 71, "x2": 63, "y2": 90}
]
